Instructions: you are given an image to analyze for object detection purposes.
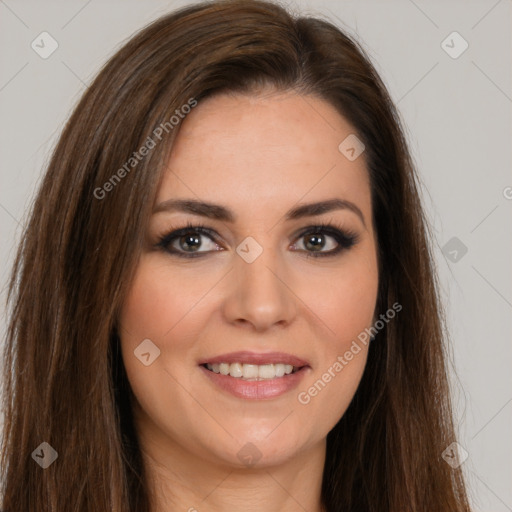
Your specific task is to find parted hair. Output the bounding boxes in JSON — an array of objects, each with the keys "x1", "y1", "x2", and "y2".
[{"x1": 1, "y1": 1, "x2": 471, "y2": 510}]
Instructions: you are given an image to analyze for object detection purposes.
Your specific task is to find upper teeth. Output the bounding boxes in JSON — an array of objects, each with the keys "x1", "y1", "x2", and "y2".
[{"x1": 205, "y1": 362, "x2": 298, "y2": 380}]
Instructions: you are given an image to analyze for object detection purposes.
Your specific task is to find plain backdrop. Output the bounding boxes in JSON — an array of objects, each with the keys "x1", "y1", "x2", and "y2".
[{"x1": 0, "y1": 1, "x2": 510, "y2": 510}]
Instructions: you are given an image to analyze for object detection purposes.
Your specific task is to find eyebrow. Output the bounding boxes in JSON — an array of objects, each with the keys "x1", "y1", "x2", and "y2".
[{"x1": 153, "y1": 198, "x2": 366, "y2": 227}]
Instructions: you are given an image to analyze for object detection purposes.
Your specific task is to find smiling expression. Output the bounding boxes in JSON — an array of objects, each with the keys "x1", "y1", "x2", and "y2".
[{"x1": 118, "y1": 88, "x2": 379, "y2": 469}]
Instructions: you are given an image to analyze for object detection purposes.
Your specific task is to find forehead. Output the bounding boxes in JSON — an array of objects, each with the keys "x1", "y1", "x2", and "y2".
[{"x1": 157, "y1": 90, "x2": 371, "y2": 222}]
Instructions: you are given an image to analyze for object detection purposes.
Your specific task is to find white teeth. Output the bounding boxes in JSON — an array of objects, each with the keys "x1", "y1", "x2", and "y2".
[
  {"x1": 229, "y1": 362, "x2": 243, "y2": 378},
  {"x1": 219, "y1": 362, "x2": 230, "y2": 375},
  {"x1": 242, "y1": 364, "x2": 259, "y2": 379},
  {"x1": 205, "y1": 362, "x2": 300, "y2": 380},
  {"x1": 258, "y1": 364, "x2": 275, "y2": 379},
  {"x1": 274, "y1": 364, "x2": 285, "y2": 377}
]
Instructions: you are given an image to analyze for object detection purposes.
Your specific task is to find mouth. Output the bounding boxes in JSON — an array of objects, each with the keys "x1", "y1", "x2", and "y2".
[
  {"x1": 201, "y1": 362, "x2": 305, "y2": 381},
  {"x1": 197, "y1": 351, "x2": 311, "y2": 399}
]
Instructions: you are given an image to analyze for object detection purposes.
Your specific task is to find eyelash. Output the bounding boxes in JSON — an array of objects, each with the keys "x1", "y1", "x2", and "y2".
[{"x1": 155, "y1": 220, "x2": 360, "y2": 259}]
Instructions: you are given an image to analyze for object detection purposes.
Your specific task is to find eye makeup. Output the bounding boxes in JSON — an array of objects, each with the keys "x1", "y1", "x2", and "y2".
[{"x1": 154, "y1": 219, "x2": 360, "y2": 259}]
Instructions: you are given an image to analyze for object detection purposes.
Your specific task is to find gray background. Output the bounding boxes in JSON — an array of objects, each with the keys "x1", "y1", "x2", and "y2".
[{"x1": 0, "y1": 1, "x2": 510, "y2": 510}]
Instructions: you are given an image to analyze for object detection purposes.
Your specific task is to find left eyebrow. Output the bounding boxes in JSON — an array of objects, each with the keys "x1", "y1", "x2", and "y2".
[
  {"x1": 285, "y1": 198, "x2": 366, "y2": 227},
  {"x1": 152, "y1": 198, "x2": 366, "y2": 228}
]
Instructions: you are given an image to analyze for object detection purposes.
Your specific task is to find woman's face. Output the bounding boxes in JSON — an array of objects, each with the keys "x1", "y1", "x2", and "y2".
[{"x1": 119, "y1": 89, "x2": 379, "y2": 470}]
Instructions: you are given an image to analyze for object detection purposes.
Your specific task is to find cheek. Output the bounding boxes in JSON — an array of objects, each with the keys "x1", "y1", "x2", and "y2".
[
  {"x1": 118, "y1": 256, "x2": 224, "y2": 403},
  {"x1": 119, "y1": 256, "x2": 210, "y2": 342},
  {"x1": 117, "y1": 257, "x2": 205, "y2": 404},
  {"x1": 307, "y1": 250, "x2": 379, "y2": 346},
  {"x1": 117, "y1": 257, "x2": 211, "y2": 427},
  {"x1": 294, "y1": 251, "x2": 378, "y2": 425}
]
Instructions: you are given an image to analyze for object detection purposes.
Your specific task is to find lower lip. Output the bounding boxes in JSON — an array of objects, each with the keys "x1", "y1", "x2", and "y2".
[{"x1": 199, "y1": 365, "x2": 309, "y2": 400}]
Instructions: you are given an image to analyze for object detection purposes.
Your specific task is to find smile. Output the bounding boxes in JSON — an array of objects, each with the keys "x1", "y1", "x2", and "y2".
[
  {"x1": 203, "y1": 362, "x2": 302, "y2": 380},
  {"x1": 198, "y1": 351, "x2": 311, "y2": 399}
]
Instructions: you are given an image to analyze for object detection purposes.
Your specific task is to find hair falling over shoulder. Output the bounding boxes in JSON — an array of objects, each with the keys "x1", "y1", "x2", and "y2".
[{"x1": 1, "y1": 1, "x2": 472, "y2": 510}]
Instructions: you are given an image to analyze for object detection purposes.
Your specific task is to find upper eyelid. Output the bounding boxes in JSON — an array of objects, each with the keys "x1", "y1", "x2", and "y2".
[
  {"x1": 161, "y1": 223, "x2": 351, "y2": 239},
  {"x1": 157, "y1": 223, "x2": 357, "y2": 250}
]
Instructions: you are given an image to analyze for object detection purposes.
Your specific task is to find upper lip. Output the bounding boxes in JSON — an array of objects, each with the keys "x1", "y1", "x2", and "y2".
[{"x1": 199, "y1": 351, "x2": 310, "y2": 368}]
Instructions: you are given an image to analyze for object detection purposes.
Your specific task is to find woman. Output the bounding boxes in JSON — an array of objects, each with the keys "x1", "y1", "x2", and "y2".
[{"x1": 0, "y1": 0, "x2": 472, "y2": 510}]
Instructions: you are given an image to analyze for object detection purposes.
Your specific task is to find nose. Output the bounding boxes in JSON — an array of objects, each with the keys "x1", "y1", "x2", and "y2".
[{"x1": 221, "y1": 242, "x2": 297, "y2": 332}]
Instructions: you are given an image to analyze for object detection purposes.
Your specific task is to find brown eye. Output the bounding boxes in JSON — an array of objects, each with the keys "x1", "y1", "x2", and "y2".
[
  {"x1": 292, "y1": 224, "x2": 359, "y2": 258},
  {"x1": 301, "y1": 232, "x2": 336, "y2": 252},
  {"x1": 156, "y1": 225, "x2": 222, "y2": 257},
  {"x1": 156, "y1": 222, "x2": 359, "y2": 259}
]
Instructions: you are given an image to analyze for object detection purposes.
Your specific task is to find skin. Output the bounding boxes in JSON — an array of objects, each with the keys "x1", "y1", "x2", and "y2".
[{"x1": 118, "y1": 88, "x2": 379, "y2": 512}]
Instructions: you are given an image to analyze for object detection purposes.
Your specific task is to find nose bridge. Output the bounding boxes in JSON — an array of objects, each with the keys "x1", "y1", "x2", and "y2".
[
  {"x1": 223, "y1": 234, "x2": 296, "y2": 330},
  {"x1": 237, "y1": 237, "x2": 279, "y2": 289}
]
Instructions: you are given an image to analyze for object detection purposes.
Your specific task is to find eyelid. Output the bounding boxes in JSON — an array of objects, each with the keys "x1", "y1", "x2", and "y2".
[
  {"x1": 155, "y1": 222, "x2": 221, "y2": 252},
  {"x1": 155, "y1": 220, "x2": 360, "y2": 257},
  {"x1": 290, "y1": 222, "x2": 360, "y2": 255}
]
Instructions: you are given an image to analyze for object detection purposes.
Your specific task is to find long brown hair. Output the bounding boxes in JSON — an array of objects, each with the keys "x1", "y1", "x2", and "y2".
[{"x1": 1, "y1": 1, "x2": 472, "y2": 510}]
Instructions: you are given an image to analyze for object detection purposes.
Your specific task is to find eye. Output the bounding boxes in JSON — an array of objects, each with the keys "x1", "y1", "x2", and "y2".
[
  {"x1": 291, "y1": 222, "x2": 359, "y2": 258},
  {"x1": 155, "y1": 222, "x2": 222, "y2": 258},
  {"x1": 155, "y1": 220, "x2": 359, "y2": 258}
]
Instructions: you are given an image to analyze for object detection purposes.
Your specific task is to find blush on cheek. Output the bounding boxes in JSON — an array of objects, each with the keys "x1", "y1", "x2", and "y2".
[
  {"x1": 313, "y1": 286, "x2": 377, "y2": 345},
  {"x1": 120, "y1": 261, "x2": 194, "y2": 342}
]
